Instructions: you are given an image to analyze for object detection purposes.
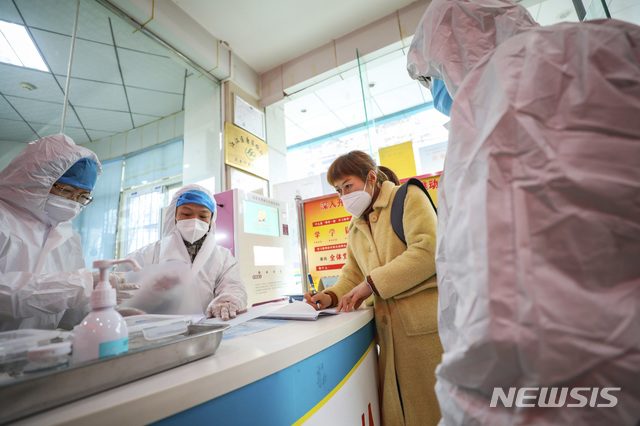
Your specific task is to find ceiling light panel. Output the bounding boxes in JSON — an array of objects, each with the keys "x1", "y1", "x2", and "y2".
[
  {"x1": 0, "y1": 25, "x2": 23, "y2": 67},
  {"x1": 0, "y1": 19, "x2": 48, "y2": 71},
  {"x1": 27, "y1": 29, "x2": 71, "y2": 75}
]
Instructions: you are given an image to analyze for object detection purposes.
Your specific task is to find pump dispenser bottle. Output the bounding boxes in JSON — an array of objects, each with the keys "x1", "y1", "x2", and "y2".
[{"x1": 72, "y1": 259, "x2": 140, "y2": 364}]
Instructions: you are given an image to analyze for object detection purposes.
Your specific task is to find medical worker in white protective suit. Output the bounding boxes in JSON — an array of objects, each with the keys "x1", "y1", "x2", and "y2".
[
  {"x1": 407, "y1": 1, "x2": 640, "y2": 424},
  {"x1": 0, "y1": 134, "x2": 136, "y2": 331},
  {"x1": 116, "y1": 184, "x2": 247, "y2": 320}
]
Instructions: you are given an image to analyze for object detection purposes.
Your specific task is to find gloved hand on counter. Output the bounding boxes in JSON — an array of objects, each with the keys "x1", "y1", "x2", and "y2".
[
  {"x1": 93, "y1": 271, "x2": 140, "y2": 304},
  {"x1": 206, "y1": 295, "x2": 247, "y2": 321}
]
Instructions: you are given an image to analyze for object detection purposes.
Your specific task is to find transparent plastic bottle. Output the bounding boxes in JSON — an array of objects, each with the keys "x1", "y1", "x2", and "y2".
[{"x1": 72, "y1": 259, "x2": 140, "y2": 364}]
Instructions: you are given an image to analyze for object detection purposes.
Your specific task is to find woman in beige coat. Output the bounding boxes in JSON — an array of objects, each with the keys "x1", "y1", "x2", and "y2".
[{"x1": 305, "y1": 151, "x2": 443, "y2": 426}]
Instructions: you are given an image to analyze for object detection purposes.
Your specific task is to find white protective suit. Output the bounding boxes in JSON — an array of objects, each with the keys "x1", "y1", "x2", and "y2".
[
  {"x1": 116, "y1": 184, "x2": 247, "y2": 316},
  {"x1": 408, "y1": 1, "x2": 640, "y2": 424},
  {"x1": 0, "y1": 134, "x2": 102, "y2": 331}
]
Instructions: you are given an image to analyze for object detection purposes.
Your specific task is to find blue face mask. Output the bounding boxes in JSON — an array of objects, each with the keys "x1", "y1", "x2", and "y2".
[{"x1": 431, "y1": 78, "x2": 453, "y2": 117}]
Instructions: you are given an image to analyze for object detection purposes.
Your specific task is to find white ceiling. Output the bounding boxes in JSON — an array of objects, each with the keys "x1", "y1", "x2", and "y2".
[
  {"x1": 0, "y1": 0, "x2": 195, "y2": 144},
  {"x1": 282, "y1": 49, "x2": 434, "y2": 146},
  {"x1": 3, "y1": 0, "x2": 637, "y2": 148},
  {"x1": 171, "y1": 0, "x2": 418, "y2": 73},
  {"x1": 273, "y1": 0, "x2": 640, "y2": 146}
]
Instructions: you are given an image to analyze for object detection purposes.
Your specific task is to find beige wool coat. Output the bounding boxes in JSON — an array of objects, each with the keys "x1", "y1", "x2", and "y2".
[{"x1": 328, "y1": 180, "x2": 443, "y2": 426}]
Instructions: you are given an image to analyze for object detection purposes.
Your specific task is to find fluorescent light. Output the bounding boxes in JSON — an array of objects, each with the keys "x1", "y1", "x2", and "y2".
[{"x1": 0, "y1": 20, "x2": 48, "y2": 72}]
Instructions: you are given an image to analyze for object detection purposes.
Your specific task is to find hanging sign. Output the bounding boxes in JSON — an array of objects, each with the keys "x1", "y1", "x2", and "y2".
[
  {"x1": 379, "y1": 141, "x2": 417, "y2": 180},
  {"x1": 224, "y1": 122, "x2": 269, "y2": 180},
  {"x1": 401, "y1": 172, "x2": 441, "y2": 208}
]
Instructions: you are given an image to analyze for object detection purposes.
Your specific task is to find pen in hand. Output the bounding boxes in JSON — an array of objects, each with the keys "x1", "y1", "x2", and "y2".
[{"x1": 308, "y1": 274, "x2": 321, "y2": 309}]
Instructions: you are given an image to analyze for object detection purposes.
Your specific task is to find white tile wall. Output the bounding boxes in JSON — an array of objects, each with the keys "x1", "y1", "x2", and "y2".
[
  {"x1": 110, "y1": 133, "x2": 126, "y2": 158},
  {"x1": 125, "y1": 127, "x2": 142, "y2": 154},
  {"x1": 158, "y1": 115, "x2": 175, "y2": 142},
  {"x1": 82, "y1": 112, "x2": 184, "y2": 161},
  {"x1": 142, "y1": 121, "x2": 159, "y2": 149},
  {"x1": 175, "y1": 111, "x2": 185, "y2": 137}
]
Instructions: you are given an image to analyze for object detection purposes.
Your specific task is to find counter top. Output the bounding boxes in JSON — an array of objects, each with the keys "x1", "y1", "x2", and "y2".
[{"x1": 16, "y1": 307, "x2": 374, "y2": 426}]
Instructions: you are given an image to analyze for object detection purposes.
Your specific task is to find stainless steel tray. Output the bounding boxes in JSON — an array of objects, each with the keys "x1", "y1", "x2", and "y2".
[{"x1": 0, "y1": 323, "x2": 229, "y2": 425}]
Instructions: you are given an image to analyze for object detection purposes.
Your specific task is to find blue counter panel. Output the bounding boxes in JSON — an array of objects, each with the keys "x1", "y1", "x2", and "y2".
[{"x1": 154, "y1": 319, "x2": 375, "y2": 425}]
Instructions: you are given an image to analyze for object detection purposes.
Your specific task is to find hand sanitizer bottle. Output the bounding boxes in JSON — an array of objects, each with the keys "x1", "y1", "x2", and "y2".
[{"x1": 72, "y1": 259, "x2": 140, "y2": 364}]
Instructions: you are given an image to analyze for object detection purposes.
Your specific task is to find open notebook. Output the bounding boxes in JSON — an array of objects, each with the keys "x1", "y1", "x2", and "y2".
[{"x1": 259, "y1": 301, "x2": 343, "y2": 321}]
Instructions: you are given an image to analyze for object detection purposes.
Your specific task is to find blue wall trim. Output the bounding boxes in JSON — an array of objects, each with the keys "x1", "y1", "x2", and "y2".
[{"x1": 154, "y1": 319, "x2": 375, "y2": 426}]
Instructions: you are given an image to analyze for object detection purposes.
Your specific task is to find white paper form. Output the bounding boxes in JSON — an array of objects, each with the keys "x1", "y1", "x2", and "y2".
[{"x1": 192, "y1": 300, "x2": 291, "y2": 327}]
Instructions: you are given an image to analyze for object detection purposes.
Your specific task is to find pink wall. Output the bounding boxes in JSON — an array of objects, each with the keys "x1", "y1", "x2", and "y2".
[{"x1": 259, "y1": 0, "x2": 430, "y2": 108}]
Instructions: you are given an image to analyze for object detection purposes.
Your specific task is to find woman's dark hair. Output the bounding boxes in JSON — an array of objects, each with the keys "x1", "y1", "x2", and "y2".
[
  {"x1": 378, "y1": 166, "x2": 400, "y2": 185},
  {"x1": 326, "y1": 150, "x2": 389, "y2": 186}
]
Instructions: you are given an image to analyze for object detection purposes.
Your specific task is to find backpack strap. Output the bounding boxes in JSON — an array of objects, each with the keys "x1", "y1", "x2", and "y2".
[{"x1": 391, "y1": 178, "x2": 437, "y2": 245}]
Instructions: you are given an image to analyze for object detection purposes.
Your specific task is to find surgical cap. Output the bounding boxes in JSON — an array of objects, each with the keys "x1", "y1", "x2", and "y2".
[
  {"x1": 57, "y1": 158, "x2": 99, "y2": 191},
  {"x1": 176, "y1": 190, "x2": 216, "y2": 214}
]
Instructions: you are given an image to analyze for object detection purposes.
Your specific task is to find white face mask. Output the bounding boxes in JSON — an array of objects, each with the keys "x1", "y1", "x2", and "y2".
[
  {"x1": 44, "y1": 193, "x2": 83, "y2": 223},
  {"x1": 176, "y1": 218, "x2": 210, "y2": 243},
  {"x1": 340, "y1": 179, "x2": 373, "y2": 218}
]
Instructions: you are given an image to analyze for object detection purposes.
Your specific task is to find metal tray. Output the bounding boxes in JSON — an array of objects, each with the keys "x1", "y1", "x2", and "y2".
[{"x1": 0, "y1": 323, "x2": 229, "y2": 425}]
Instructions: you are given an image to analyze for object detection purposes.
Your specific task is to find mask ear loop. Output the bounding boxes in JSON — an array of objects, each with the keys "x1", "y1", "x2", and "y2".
[{"x1": 365, "y1": 170, "x2": 377, "y2": 196}]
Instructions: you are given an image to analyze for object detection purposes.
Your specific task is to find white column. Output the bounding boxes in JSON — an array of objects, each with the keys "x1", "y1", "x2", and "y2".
[{"x1": 182, "y1": 75, "x2": 222, "y2": 193}]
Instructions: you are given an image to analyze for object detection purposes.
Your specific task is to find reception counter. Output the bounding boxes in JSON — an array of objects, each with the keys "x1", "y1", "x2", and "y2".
[{"x1": 15, "y1": 308, "x2": 378, "y2": 426}]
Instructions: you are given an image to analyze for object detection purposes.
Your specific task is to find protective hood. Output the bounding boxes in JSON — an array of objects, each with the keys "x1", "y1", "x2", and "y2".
[
  {"x1": 0, "y1": 134, "x2": 102, "y2": 222},
  {"x1": 434, "y1": 18, "x2": 640, "y2": 425},
  {"x1": 407, "y1": 0, "x2": 538, "y2": 97},
  {"x1": 163, "y1": 184, "x2": 218, "y2": 238}
]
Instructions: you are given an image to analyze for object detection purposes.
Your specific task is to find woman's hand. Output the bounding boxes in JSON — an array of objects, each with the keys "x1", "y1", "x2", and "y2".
[
  {"x1": 303, "y1": 290, "x2": 332, "y2": 310},
  {"x1": 337, "y1": 281, "x2": 372, "y2": 312}
]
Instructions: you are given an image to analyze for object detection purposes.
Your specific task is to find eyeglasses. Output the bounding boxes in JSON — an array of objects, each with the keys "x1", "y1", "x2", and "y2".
[
  {"x1": 418, "y1": 76, "x2": 432, "y2": 90},
  {"x1": 52, "y1": 183, "x2": 94, "y2": 206}
]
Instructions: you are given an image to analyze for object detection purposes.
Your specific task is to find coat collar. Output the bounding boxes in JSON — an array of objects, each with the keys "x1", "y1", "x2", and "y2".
[{"x1": 373, "y1": 180, "x2": 396, "y2": 210}]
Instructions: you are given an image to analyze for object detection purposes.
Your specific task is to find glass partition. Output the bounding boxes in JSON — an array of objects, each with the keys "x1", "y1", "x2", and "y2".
[
  {"x1": 0, "y1": 0, "x2": 220, "y2": 264},
  {"x1": 583, "y1": 0, "x2": 612, "y2": 20}
]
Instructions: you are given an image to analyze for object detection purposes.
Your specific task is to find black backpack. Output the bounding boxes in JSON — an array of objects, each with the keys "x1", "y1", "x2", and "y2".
[{"x1": 390, "y1": 178, "x2": 437, "y2": 245}]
